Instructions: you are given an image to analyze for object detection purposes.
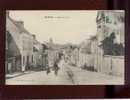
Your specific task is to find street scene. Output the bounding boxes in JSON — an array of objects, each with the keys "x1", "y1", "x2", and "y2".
[{"x1": 6, "y1": 10, "x2": 125, "y2": 85}]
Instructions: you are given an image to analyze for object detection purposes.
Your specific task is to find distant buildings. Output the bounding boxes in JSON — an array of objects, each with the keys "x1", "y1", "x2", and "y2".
[
  {"x1": 74, "y1": 36, "x2": 98, "y2": 71},
  {"x1": 46, "y1": 38, "x2": 63, "y2": 67},
  {"x1": 79, "y1": 39, "x2": 92, "y2": 54}
]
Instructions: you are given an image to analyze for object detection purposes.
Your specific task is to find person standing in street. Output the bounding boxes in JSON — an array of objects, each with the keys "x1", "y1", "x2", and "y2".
[
  {"x1": 46, "y1": 59, "x2": 50, "y2": 75},
  {"x1": 46, "y1": 66, "x2": 50, "y2": 75},
  {"x1": 53, "y1": 59, "x2": 60, "y2": 76}
]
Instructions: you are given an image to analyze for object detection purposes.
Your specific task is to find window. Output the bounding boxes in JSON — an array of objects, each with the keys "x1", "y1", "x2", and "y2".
[
  {"x1": 98, "y1": 25, "x2": 101, "y2": 28},
  {"x1": 106, "y1": 16, "x2": 112, "y2": 23},
  {"x1": 32, "y1": 55, "x2": 33, "y2": 63}
]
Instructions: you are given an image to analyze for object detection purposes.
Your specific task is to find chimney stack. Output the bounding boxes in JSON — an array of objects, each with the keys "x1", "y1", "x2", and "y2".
[
  {"x1": 16, "y1": 21, "x2": 24, "y2": 27},
  {"x1": 32, "y1": 34, "x2": 36, "y2": 39}
]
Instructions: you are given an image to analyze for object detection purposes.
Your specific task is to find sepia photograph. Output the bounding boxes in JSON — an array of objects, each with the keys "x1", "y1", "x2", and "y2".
[{"x1": 5, "y1": 10, "x2": 125, "y2": 85}]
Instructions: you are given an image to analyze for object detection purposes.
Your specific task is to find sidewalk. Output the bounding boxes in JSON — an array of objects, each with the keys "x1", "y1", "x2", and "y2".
[
  {"x1": 67, "y1": 65, "x2": 124, "y2": 85},
  {"x1": 6, "y1": 71, "x2": 35, "y2": 79},
  {"x1": 6, "y1": 69, "x2": 74, "y2": 85}
]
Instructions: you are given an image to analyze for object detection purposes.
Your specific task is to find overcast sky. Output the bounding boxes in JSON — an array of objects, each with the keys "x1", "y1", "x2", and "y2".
[{"x1": 10, "y1": 10, "x2": 97, "y2": 44}]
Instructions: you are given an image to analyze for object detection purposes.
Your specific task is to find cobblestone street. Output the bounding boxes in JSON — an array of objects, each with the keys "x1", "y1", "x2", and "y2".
[{"x1": 6, "y1": 60, "x2": 124, "y2": 85}]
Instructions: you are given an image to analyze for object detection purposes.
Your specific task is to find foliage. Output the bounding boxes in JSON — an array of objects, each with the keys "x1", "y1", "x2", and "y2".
[{"x1": 101, "y1": 32, "x2": 124, "y2": 56}]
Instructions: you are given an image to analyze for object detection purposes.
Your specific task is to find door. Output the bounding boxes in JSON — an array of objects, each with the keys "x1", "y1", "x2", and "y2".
[{"x1": 26, "y1": 56, "x2": 30, "y2": 70}]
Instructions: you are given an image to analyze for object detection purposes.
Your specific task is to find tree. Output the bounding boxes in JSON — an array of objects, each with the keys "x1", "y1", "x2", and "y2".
[{"x1": 101, "y1": 32, "x2": 124, "y2": 56}]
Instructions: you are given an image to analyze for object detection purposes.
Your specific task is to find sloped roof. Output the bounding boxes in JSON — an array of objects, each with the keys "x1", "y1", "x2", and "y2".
[
  {"x1": 6, "y1": 31, "x2": 21, "y2": 57},
  {"x1": 45, "y1": 42, "x2": 64, "y2": 50},
  {"x1": 8, "y1": 16, "x2": 31, "y2": 36}
]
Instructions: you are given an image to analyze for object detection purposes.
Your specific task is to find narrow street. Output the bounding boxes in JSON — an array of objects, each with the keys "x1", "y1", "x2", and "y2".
[
  {"x1": 6, "y1": 11, "x2": 124, "y2": 85},
  {"x1": 6, "y1": 59, "x2": 124, "y2": 85},
  {"x1": 68, "y1": 65, "x2": 124, "y2": 85},
  {"x1": 6, "y1": 59, "x2": 75, "y2": 85},
  {"x1": 6, "y1": 67, "x2": 74, "y2": 85}
]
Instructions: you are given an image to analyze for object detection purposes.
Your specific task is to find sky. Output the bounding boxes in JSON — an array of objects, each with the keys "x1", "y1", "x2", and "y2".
[{"x1": 9, "y1": 10, "x2": 97, "y2": 44}]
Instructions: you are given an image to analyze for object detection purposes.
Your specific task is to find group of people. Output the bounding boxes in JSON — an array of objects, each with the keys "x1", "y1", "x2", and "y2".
[
  {"x1": 46, "y1": 58, "x2": 61, "y2": 76},
  {"x1": 45, "y1": 52, "x2": 69, "y2": 76}
]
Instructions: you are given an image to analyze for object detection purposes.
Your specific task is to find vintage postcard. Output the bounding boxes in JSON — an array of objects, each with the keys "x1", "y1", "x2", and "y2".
[{"x1": 5, "y1": 10, "x2": 125, "y2": 85}]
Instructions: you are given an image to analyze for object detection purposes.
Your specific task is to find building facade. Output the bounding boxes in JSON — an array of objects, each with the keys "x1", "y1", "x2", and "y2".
[
  {"x1": 6, "y1": 12, "x2": 34, "y2": 73},
  {"x1": 33, "y1": 35, "x2": 44, "y2": 69},
  {"x1": 96, "y1": 10, "x2": 125, "y2": 47},
  {"x1": 96, "y1": 10, "x2": 125, "y2": 72}
]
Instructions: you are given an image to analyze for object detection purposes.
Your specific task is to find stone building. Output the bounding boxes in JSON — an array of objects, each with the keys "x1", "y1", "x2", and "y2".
[
  {"x1": 89, "y1": 36, "x2": 98, "y2": 71},
  {"x1": 5, "y1": 31, "x2": 21, "y2": 73},
  {"x1": 32, "y1": 35, "x2": 44, "y2": 69},
  {"x1": 96, "y1": 10, "x2": 125, "y2": 72},
  {"x1": 6, "y1": 12, "x2": 34, "y2": 72},
  {"x1": 77, "y1": 36, "x2": 98, "y2": 71},
  {"x1": 96, "y1": 10, "x2": 124, "y2": 47}
]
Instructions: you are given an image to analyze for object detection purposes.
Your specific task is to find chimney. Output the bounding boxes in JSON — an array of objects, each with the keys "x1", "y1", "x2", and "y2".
[
  {"x1": 16, "y1": 21, "x2": 24, "y2": 27},
  {"x1": 32, "y1": 34, "x2": 36, "y2": 39}
]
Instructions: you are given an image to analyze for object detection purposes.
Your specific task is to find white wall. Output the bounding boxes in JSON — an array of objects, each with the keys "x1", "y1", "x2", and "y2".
[
  {"x1": 74, "y1": 51, "x2": 124, "y2": 77},
  {"x1": 78, "y1": 53, "x2": 94, "y2": 67},
  {"x1": 102, "y1": 55, "x2": 124, "y2": 76}
]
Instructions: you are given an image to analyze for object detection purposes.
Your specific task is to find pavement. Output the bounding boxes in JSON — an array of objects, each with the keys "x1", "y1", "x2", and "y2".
[
  {"x1": 6, "y1": 60, "x2": 124, "y2": 85},
  {"x1": 6, "y1": 64, "x2": 74, "y2": 85},
  {"x1": 68, "y1": 65, "x2": 124, "y2": 85},
  {"x1": 6, "y1": 71, "x2": 35, "y2": 79}
]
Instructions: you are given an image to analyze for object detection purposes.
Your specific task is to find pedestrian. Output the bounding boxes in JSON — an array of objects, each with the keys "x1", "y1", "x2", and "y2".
[
  {"x1": 46, "y1": 66, "x2": 50, "y2": 75},
  {"x1": 53, "y1": 59, "x2": 60, "y2": 76},
  {"x1": 8, "y1": 62, "x2": 12, "y2": 74},
  {"x1": 22, "y1": 64, "x2": 26, "y2": 73}
]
